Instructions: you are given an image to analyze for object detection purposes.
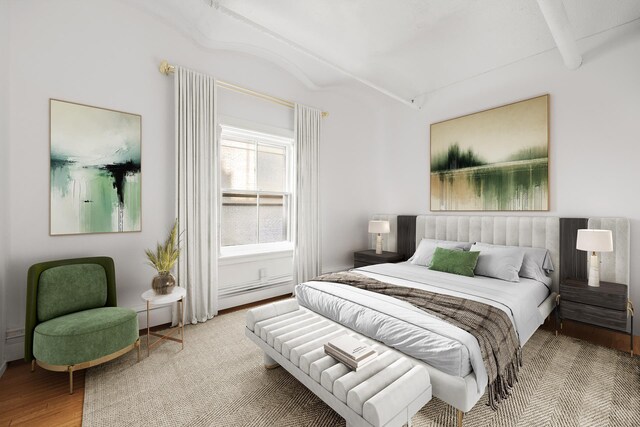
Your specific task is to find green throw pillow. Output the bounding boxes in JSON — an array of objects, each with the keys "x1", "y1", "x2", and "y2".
[{"x1": 428, "y1": 247, "x2": 480, "y2": 277}]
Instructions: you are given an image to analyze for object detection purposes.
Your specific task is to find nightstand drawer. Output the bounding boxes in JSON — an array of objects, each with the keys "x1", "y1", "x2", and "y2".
[
  {"x1": 559, "y1": 300, "x2": 628, "y2": 332},
  {"x1": 560, "y1": 280, "x2": 627, "y2": 311},
  {"x1": 353, "y1": 250, "x2": 403, "y2": 268}
]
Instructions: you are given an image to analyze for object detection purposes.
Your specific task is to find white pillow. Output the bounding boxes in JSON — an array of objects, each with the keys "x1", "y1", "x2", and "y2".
[
  {"x1": 410, "y1": 239, "x2": 472, "y2": 267},
  {"x1": 473, "y1": 242, "x2": 553, "y2": 286},
  {"x1": 470, "y1": 244, "x2": 525, "y2": 282}
]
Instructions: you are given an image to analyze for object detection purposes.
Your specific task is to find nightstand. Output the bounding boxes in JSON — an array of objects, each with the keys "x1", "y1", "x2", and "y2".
[
  {"x1": 353, "y1": 250, "x2": 403, "y2": 268},
  {"x1": 557, "y1": 278, "x2": 634, "y2": 355}
]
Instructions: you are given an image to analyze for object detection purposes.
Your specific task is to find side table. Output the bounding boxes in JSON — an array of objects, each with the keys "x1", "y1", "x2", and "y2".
[
  {"x1": 141, "y1": 287, "x2": 186, "y2": 356},
  {"x1": 557, "y1": 278, "x2": 634, "y2": 356},
  {"x1": 353, "y1": 250, "x2": 404, "y2": 268}
]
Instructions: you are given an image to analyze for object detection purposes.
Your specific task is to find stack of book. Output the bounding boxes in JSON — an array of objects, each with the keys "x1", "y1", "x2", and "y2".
[{"x1": 324, "y1": 334, "x2": 378, "y2": 371}]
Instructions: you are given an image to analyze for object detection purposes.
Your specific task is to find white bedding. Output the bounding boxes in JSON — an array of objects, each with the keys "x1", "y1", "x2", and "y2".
[{"x1": 295, "y1": 262, "x2": 550, "y2": 393}]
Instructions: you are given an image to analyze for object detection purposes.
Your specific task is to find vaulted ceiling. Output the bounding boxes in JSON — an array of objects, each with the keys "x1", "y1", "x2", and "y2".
[{"x1": 131, "y1": 0, "x2": 640, "y2": 106}]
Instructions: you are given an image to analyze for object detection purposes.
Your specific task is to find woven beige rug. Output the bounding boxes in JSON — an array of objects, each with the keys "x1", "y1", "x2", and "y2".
[{"x1": 83, "y1": 308, "x2": 640, "y2": 426}]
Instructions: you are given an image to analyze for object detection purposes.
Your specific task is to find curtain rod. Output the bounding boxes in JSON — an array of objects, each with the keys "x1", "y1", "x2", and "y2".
[{"x1": 159, "y1": 60, "x2": 328, "y2": 118}]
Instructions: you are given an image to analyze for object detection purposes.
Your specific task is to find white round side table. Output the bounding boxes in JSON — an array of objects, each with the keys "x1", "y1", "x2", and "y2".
[{"x1": 141, "y1": 287, "x2": 187, "y2": 356}]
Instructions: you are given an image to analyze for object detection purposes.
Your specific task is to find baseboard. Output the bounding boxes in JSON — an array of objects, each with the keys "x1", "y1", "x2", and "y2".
[
  {"x1": 6, "y1": 337, "x2": 23, "y2": 362},
  {"x1": 4, "y1": 303, "x2": 174, "y2": 362},
  {"x1": 543, "y1": 318, "x2": 640, "y2": 355},
  {"x1": 5, "y1": 284, "x2": 297, "y2": 361},
  {"x1": 219, "y1": 282, "x2": 293, "y2": 311}
]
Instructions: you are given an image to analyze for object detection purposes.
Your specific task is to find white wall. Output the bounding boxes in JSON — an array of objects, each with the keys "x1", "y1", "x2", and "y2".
[
  {"x1": 3, "y1": 0, "x2": 391, "y2": 360},
  {"x1": 7, "y1": 0, "x2": 636, "y2": 364},
  {"x1": 380, "y1": 20, "x2": 640, "y2": 331},
  {"x1": 0, "y1": 0, "x2": 10, "y2": 374}
]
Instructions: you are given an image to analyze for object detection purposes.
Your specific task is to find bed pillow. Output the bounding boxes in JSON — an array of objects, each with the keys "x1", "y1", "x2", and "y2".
[
  {"x1": 409, "y1": 238, "x2": 473, "y2": 266},
  {"x1": 470, "y1": 244, "x2": 525, "y2": 282},
  {"x1": 428, "y1": 247, "x2": 480, "y2": 277},
  {"x1": 473, "y1": 242, "x2": 553, "y2": 286}
]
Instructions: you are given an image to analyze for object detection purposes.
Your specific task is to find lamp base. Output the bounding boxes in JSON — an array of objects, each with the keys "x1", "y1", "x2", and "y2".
[
  {"x1": 587, "y1": 253, "x2": 600, "y2": 287},
  {"x1": 375, "y1": 234, "x2": 383, "y2": 255}
]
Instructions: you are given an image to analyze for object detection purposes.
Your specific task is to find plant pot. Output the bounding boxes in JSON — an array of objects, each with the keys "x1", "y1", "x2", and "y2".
[{"x1": 152, "y1": 272, "x2": 176, "y2": 295}]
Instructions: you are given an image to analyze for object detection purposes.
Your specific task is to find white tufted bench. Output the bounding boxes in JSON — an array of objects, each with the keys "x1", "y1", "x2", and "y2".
[{"x1": 245, "y1": 299, "x2": 432, "y2": 427}]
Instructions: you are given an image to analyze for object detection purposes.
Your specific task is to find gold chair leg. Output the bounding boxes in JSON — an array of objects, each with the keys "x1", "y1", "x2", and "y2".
[
  {"x1": 68, "y1": 366, "x2": 74, "y2": 395},
  {"x1": 31, "y1": 360, "x2": 36, "y2": 372},
  {"x1": 457, "y1": 409, "x2": 464, "y2": 427}
]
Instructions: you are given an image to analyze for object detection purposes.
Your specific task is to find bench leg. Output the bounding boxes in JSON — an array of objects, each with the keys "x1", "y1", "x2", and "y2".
[
  {"x1": 31, "y1": 360, "x2": 36, "y2": 372},
  {"x1": 456, "y1": 409, "x2": 464, "y2": 427},
  {"x1": 264, "y1": 352, "x2": 279, "y2": 369}
]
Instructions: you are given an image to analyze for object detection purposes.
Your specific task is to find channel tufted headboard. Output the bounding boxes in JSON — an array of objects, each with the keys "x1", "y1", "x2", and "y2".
[
  {"x1": 370, "y1": 214, "x2": 560, "y2": 290},
  {"x1": 418, "y1": 215, "x2": 560, "y2": 291},
  {"x1": 370, "y1": 214, "x2": 630, "y2": 296}
]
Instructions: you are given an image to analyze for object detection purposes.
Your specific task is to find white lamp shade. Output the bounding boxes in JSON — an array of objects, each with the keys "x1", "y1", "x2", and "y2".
[
  {"x1": 368, "y1": 220, "x2": 390, "y2": 234},
  {"x1": 576, "y1": 229, "x2": 613, "y2": 252}
]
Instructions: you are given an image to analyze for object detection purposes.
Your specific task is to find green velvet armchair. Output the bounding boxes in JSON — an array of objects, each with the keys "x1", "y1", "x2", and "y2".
[{"x1": 25, "y1": 257, "x2": 140, "y2": 394}]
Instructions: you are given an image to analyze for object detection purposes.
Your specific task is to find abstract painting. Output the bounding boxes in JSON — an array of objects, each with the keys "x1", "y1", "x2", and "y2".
[
  {"x1": 50, "y1": 99, "x2": 141, "y2": 235},
  {"x1": 430, "y1": 94, "x2": 549, "y2": 211}
]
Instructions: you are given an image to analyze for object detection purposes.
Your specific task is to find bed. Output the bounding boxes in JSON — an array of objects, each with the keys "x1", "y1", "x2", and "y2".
[
  {"x1": 298, "y1": 215, "x2": 561, "y2": 415},
  {"x1": 269, "y1": 214, "x2": 629, "y2": 424}
]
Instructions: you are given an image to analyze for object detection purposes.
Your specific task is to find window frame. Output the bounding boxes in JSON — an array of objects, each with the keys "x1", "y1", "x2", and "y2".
[{"x1": 218, "y1": 122, "x2": 295, "y2": 258}]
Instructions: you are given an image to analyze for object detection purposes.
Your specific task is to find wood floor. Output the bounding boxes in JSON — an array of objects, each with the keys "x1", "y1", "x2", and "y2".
[
  {"x1": 0, "y1": 294, "x2": 290, "y2": 427},
  {"x1": 0, "y1": 361, "x2": 85, "y2": 427},
  {"x1": 1, "y1": 298, "x2": 637, "y2": 427}
]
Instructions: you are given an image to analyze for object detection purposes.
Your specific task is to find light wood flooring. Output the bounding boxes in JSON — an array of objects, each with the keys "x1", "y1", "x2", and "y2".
[{"x1": 1, "y1": 297, "x2": 637, "y2": 427}]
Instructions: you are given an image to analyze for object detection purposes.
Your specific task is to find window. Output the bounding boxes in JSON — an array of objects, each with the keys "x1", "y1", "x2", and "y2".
[{"x1": 219, "y1": 125, "x2": 293, "y2": 256}]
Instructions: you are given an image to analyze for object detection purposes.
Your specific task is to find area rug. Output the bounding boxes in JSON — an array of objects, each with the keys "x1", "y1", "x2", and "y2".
[{"x1": 83, "y1": 308, "x2": 640, "y2": 426}]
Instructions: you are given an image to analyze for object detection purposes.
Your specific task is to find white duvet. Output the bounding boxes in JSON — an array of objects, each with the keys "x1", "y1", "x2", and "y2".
[{"x1": 295, "y1": 262, "x2": 550, "y2": 392}]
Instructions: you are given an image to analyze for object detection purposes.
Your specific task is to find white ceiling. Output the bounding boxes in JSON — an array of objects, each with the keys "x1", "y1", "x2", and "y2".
[{"x1": 132, "y1": 0, "x2": 640, "y2": 105}]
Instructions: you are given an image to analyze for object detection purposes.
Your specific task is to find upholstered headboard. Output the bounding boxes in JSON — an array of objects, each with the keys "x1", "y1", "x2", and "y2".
[
  {"x1": 588, "y1": 218, "x2": 630, "y2": 285},
  {"x1": 418, "y1": 215, "x2": 560, "y2": 291},
  {"x1": 370, "y1": 214, "x2": 630, "y2": 295},
  {"x1": 370, "y1": 214, "x2": 560, "y2": 291},
  {"x1": 559, "y1": 217, "x2": 630, "y2": 288}
]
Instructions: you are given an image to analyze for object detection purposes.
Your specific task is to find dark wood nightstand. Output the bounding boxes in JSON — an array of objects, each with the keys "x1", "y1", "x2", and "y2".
[
  {"x1": 353, "y1": 250, "x2": 403, "y2": 268},
  {"x1": 557, "y1": 278, "x2": 634, "y2": 355}
]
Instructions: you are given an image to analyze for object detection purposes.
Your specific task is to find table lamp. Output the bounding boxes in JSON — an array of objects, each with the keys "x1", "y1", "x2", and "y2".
[
  {"x1": 368, "y1": 220, "x2": 390, "y2": 255},
  {"x1": 576, "y1": 229, "x2": 613, "y2": 287}
]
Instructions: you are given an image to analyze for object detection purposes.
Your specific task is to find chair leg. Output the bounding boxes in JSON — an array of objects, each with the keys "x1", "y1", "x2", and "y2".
[
  {"x1": 456, "y1": 409, "x2": 464, "y2": 427},
  {"x1": 136, "y1": 339, "x2": 141, "y2": 362},
  {"x1": 31, "y1": 360, "x2": 36, "y2": 372},
  {"x1": 68, "y1": 366, "x2": 74, "y2": 395}
]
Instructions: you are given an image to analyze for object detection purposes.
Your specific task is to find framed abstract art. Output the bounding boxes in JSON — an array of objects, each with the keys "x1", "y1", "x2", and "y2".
[
  {"x1": 430, "y1": 94, "x2": 549, "y2": 211},
  {"x1": 50, "y1": 99, "x2": 142, "y2": 235}
]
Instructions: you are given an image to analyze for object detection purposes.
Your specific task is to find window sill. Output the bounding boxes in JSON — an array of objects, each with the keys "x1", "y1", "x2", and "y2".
[{"x1": 219, "y1": 243, "x2": 294, "y2": 265}]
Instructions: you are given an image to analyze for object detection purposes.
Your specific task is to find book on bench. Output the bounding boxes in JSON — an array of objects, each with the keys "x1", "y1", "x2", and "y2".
[{"x1": 324, "y1": 335, "x2": 378, "y2": 371}]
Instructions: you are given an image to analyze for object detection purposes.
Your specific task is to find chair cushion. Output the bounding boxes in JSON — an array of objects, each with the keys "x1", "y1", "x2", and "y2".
[
  {"x1": 37, "y1": 264, "x2": 108, "y2": 322},
  {"x1": 33, "y1": 307, "x2": 138, "y2": 366}
]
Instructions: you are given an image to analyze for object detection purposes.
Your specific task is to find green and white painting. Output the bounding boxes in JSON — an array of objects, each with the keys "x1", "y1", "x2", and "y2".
[
  {"x1": 50, "y1": 99, "x2": 141, "y2": 235},
  {"x1": 430, "y1": 95, "x2": 549, "y2": 211}
]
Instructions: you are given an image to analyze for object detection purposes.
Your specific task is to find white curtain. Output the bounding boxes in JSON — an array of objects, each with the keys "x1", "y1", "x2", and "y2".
[
  {"x1": 175, "y1": 67, "x2": 219, "y2": 323},
  {"x1": 293, "y1": 104, "x2": 322, "y2": 285}
]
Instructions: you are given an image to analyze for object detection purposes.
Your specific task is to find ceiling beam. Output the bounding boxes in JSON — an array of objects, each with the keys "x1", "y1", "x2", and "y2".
[
  {"x1": 208, "y1": 1, "x2": 418, "y2": 109},
  {"x1": 536, "y1": 0, "x2": 582, "y2": 69}
]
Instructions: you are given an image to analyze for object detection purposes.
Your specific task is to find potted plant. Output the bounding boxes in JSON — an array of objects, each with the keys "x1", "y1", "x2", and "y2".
[{"x1": 145, "y1": 219, "x2": 181, "y2": 295}]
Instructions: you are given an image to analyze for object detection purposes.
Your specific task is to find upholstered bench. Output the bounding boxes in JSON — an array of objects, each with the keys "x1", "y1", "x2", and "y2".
[{"x1": 245, "y1": 299, "x2": 432, "y2": 427}]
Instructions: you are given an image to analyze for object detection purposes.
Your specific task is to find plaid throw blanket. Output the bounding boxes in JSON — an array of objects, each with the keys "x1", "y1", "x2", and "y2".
[{"x1": 313, "y1": 272, "x2": 522, "y2": 409}]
